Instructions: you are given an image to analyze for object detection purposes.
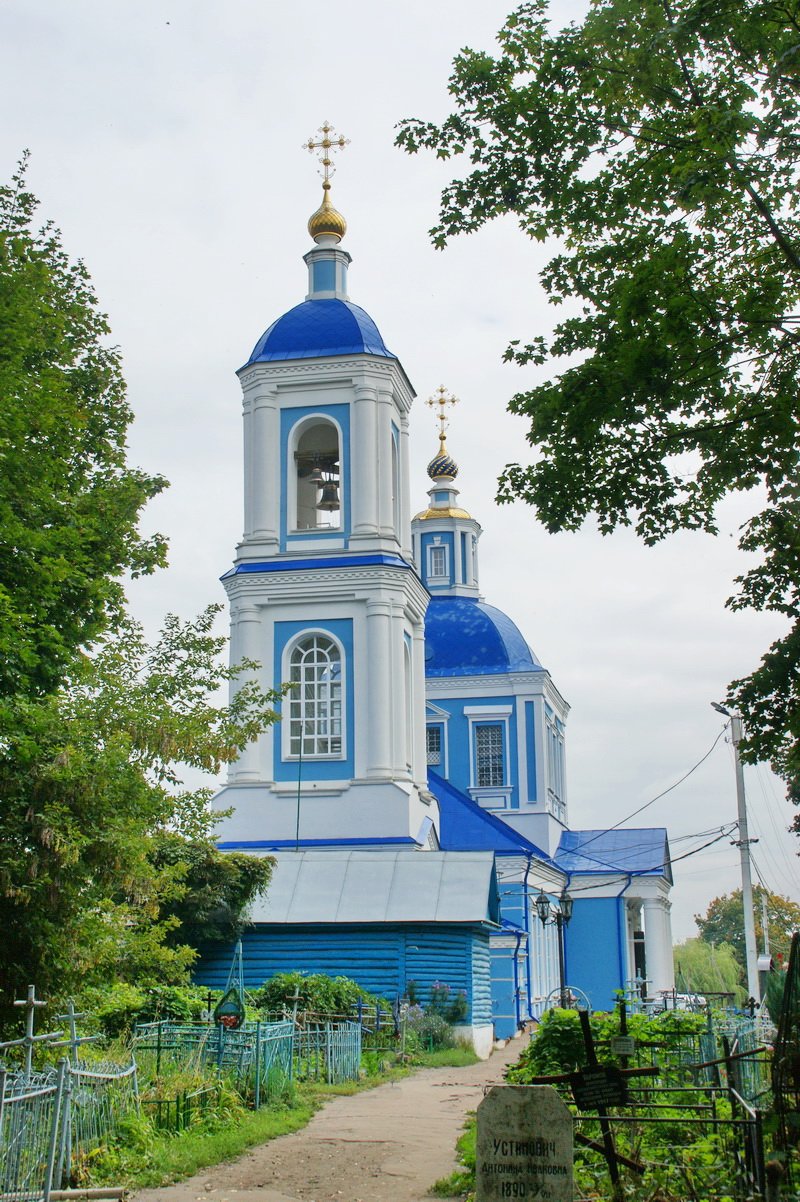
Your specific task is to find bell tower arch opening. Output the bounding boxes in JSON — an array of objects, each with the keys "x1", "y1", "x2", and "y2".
[{"x1": 291, "y1": 416, "x2": 342, "y2": 531}]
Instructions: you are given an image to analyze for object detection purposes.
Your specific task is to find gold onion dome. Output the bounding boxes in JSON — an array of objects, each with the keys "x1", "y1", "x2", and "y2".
[{"x1": 308, "y1": 181, "x2": 347, "y2": 243}]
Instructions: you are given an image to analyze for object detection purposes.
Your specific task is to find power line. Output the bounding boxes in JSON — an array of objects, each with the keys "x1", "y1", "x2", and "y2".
[{"x1": 568, "y1": 726, "x2": 728, "y2": 857}]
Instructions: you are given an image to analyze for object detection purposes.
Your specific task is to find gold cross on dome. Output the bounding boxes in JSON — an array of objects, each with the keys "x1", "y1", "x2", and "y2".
[
  {"x1": 426, "y1": 385, "x2": 459, "y2": 445},
  {"x1": 303, "y1": 121, "x2": 349, "y2": 184}
]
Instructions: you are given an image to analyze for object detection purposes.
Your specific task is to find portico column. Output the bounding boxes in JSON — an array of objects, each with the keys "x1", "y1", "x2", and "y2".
[{"x1": 642, "y1": 897, "x2": 675, "y2": 996}]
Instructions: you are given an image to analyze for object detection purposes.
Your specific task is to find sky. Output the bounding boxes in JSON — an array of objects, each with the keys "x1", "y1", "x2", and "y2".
[{"x1": 2, "y1": 0, "x2": 797, "y2": 945}]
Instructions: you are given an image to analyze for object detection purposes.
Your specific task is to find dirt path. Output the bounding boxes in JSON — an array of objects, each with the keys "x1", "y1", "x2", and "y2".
[{"x1": 130, "y1": 1037, "x2": 523, "y2": 1202}]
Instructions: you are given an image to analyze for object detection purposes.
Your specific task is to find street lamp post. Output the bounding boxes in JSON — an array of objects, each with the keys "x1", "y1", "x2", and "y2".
[
  {"x1": 536, "y1": 888, "x2": 574, "y2": 1008},
  {"x1": 712, "y1": 703, "x2": 760, "y2": 1004}
]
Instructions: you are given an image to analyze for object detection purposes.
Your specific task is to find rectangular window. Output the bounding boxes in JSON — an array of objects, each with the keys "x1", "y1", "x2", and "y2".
[
  {"x1": 429, "y1": 545, "x2": 447, "y2": 578},
  {"x1": 475, "y1": 724, "x2": 504, "y2": 787},
  {"x1": 426, "y1": 725, "x2": 442, "y2": 765}
]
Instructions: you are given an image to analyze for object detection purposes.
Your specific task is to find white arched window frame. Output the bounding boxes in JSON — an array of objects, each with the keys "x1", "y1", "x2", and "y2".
[
  {"x1": 288, "y1": 414, "x2": 344, "y2": 532},
  {"x1": 282, "y1": 630, "x2": 346, "y2": 760}
]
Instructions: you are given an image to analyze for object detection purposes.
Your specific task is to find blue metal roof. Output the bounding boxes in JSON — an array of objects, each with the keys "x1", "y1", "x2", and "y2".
[
  {"x1": 425, "y1": 597, "x2": 543, "y2": 677},
  {"x1": 430, "y1": 770, "x2": 554, "y2": 862},
  {"x1": 246, "y1": 299, "x2": 395, "y2": 364},
  {"x1": 556, "y1": 829, "x2": 672, "y2": 882}
]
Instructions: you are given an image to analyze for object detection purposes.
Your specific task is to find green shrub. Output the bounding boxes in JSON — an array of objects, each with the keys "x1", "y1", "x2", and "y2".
[
  {"x1": 79, "y1": 982, "x2": 211, "y2": 1039},
  {"x1": 250, "y1": 972, "x2": 379, "y2": 1018}
]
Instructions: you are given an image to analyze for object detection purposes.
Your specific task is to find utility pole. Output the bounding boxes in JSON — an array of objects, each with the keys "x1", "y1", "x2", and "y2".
[{"x1": 712, "y1": 705, "x2": 760, "y2": 1003}]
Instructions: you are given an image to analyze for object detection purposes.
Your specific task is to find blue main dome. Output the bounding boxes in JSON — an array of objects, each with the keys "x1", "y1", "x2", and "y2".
[
  {"x1": 424, "y1": 597, "x2": 543, "y2": 676},
  {"x1": 247, "y1": 299, "x2": 395, "y2": 365}
]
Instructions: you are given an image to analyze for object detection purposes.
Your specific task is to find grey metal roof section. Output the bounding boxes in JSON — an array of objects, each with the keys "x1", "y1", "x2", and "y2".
[{"x1": 248, "y1": 850, "x2": 498, "y2": 925}]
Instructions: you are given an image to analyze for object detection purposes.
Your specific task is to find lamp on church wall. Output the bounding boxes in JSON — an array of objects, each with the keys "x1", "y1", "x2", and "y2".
[{"x1": 536, "y1": 888, "x2": 573, "y2": 1008}]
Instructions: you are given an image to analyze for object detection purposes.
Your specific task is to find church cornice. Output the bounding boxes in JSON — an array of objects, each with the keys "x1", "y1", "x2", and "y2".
[{"x1": 238, "y1": 355, "x2": 415, "y2": 412}]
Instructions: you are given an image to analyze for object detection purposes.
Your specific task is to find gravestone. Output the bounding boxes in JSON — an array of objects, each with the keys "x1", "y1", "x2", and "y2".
[{"x1": 476, "y1": 1085, "x2": 573, "y2": 1201}]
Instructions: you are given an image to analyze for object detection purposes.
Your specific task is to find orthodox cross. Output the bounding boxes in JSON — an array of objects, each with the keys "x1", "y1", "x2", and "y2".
[
  {"x1": 426, "y1": 385, "x2": 459, "y2": 447},
  {"x1": 0, "y1": 985, "x2": 62, "y2": 1076},
  {"x1": 303, "y1": 121, "x2": 349, "y2": 184}
]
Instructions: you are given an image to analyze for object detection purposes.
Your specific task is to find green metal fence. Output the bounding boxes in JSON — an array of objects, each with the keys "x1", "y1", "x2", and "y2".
[
  {"x1": 293, "y1": 1021, "x2": 362, "y2": 1084},
  {"x1": 132, "y1": 1020, "x2": 295, "y2": 1104},
  {"x1": 0, "y1": 1063, "x2": 66, "y2": 1202}
]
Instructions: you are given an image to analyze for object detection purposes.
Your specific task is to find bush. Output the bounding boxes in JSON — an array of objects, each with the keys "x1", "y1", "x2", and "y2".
[
  {"x1": 405, "y1": 1006, "x2": 456, "y2": 1051},
  {"x1": 79, "y1": 982, "x2": 211, "y2": 1039},
  {"x1": 428, "y1": 982, "x2": 469, "y2": 1024},
  {"x1": 250, "y1": 972, "x2": 379, "y2": 1019}
]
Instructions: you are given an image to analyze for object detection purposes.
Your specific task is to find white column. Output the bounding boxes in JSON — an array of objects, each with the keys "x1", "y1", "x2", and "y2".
[
  {"x1": 351, "y1": 384, "x2": 378, "y2": 540},
  {"x1": 365, "y1": 599, "x2": 392, "y2": 777},
  {"x1": 250, "y1": 387, "x2": 280, "y2": 546},
  {"x1": 229, "y1": 603, "x2": 262, "y2": 781},
  {"x1": 412, "y1": 618, "x2": 428, "y2": 788},
  {"x1": 399, "y1": 414, "x2": 412, "y2": 557},
  {"x1": 390, "y1": 601, "x2": 406, "y2": 775},
  {"x1": 642, "y1": 896, "x2": 675, "y2": 996},
  {"x1": 377, "y1": 391, "x2": 394, "y2": 535}
]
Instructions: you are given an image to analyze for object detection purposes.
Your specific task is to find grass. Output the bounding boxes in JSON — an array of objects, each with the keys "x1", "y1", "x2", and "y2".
[
  {"x1": 430, "y1": 1116, "x2": 476, "y2": 1199},
  {"x1": 86, "y1": 1044, "x2": 481, "y2": 1189}
]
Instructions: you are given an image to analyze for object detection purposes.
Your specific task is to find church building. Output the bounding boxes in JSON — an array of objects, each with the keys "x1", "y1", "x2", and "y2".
[{"x1": 198, "y1": 128, "x2": 675, "y2": 1052}]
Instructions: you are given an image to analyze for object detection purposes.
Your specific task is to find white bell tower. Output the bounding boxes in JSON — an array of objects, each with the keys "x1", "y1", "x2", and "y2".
[{"x1": 212, "y1": 125, "x2": 435, "y2": 851}]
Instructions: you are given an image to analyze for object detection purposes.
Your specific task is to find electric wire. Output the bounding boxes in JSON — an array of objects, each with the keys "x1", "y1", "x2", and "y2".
[{"x1": 567, "y1": 726, "x2": 728, "y2": 857}]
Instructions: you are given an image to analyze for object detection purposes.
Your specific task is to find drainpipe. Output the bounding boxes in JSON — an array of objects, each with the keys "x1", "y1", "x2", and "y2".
[
  {"x1": 522, "y1": 855, "x2": 533, "y2": 1024},
  {"x1": 513, "y1": 930, "x2": 523, "y2": 1031}
]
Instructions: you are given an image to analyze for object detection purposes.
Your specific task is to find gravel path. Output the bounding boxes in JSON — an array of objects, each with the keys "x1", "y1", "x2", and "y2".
[{"x1": 129, "y1": 1038, "x2": 522, "y2": 1202}]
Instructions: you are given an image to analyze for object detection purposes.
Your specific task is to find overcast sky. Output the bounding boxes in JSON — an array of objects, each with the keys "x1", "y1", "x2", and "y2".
[{"x1": 3, "y1": 0, "x2": 797, "y2": 944}]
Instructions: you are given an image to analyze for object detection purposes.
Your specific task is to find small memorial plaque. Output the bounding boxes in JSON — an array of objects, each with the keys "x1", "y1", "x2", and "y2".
[
  {"x1": 570, "y1": 1065, "x2": 628, "y2": 1109},
  {"x1": 610, "y1": 1035, "x2": 636, "y2": 1057},
  {"x1": 476, "y1": 1085, "x2": 573, "y2": 1201}
]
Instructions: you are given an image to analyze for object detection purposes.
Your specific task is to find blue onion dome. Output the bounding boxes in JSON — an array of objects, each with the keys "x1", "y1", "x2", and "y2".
[
  {"x1": 424, "y1": 597, "x2": 543, "y2": 677},
  {"x1": 427, "y1": 436, "x2": 459, "y2": 481},
  {"x1": 246, "y1": 299, "x2": 395, "y2": 365}
]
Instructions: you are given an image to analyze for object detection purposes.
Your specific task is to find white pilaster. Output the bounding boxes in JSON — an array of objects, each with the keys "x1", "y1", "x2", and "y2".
[
  {"x1": 365, "y1": 599, "x2": 392, "y2": 777},
  {"x1": 250, "y1": 385, "x2": 279, "y2": 546},
  {"x1": 229, "y1": 603, "x2": 262, "y2": 782},
  {"x1": 351, "y1": 384, "x2": 378, "y2": 540},
  {"x1": 377, "y1": 389, "x2": 394, "y2": 536}
]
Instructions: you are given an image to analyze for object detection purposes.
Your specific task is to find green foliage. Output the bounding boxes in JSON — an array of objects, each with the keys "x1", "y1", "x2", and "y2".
[
  {"x1": 428, "y1": 981, "x2": 470, "y2": 1023},
  {"x1": 405, "y1": 1005, "x2": 457, "y2": 1052},
  {"x1": 507, "y1": 1006, "x2": 706, "y2": 1080},
  {"x1": 0, "y1": 605, "x2": 281, "y2": 1021},
  {"x1": 78, "y1": 981, "x2": 215, "y2": 1038},
  {"x1": 695, "y1": 886, "x2": 800, "y2": 969},
  {"x1": 673, "y1": 936, "x2": 744, "y2": 1003},
  {"x1": 251, "y1": 972, "x2": 378, "y2": 1018},
  {"x1": 149, "y1": 832, "x2": 274, "y2": 949},
  {"x1": 398, "y1": 0, "x2": 800, "y2": 787},
  {"x1": 0, "y1": 155, "x2": 166, "y2": 701},
  {"x1": 764, "y1": 967, "x2": 787, "y2": 1025}
]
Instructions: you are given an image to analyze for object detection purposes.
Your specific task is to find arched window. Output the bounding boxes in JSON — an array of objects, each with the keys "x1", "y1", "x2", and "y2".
[
  {"x1": 293, "y1": 419, "x2": 341, "y2": 531},
  {"x1": 287, "y1": 634, "x2": 343, "y2": 757}
]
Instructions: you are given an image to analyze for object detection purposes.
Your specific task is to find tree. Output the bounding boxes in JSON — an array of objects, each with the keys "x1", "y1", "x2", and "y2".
[
  {"x1": 695, "y1": 886, "x2": 800, "y2": 969},
  {"x1": 397, "y1": 0, "x2": 800, "y2": 796},
  {"x1": 673, "y1": 937, "x2": 744, "y2": 1003},
  {"x1": 0, "y1": 607, "x2": 280, "y2": 1016},
  {"x1": 0, "y1": 157, "x2": 168, "y2": 705}
]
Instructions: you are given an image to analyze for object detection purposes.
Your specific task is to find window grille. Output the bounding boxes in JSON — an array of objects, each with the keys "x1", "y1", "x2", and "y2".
[
  {"x1": 288, "y1": 635, "x2": 342, "y2": 756},
  {"x1": 475, "y1": 724, "x2": 504, "y2": 787},
  {"x1": 426, "y1": 725, "x2": 442, "y2": 765}
]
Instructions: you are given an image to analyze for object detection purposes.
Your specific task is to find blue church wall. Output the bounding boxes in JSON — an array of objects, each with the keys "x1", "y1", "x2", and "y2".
[
  {"x1": 280, "y1": 403, "x2": 351, "y2": 549},
  {"x1": 272, "y1": 617, "x2": 355, "y2": 781},
  {"x1": 426, "y1": 695, "x2": 521, "y2": 809},
  {"x1": 491, "y1": 938, "x2": 524, "y2": 1039},
  {"x1": 565, "y1": 897, "x2": 627, "y2": 1012},
  {"x1": 194, "y1": 923, "x2": 493, "y2": 1024},
  {"x1": 420, "y1": 530, "x2": 455, "y2": 591},
  {"x1": 524, "y1": 701, "x2": 537, "y2": 802}
]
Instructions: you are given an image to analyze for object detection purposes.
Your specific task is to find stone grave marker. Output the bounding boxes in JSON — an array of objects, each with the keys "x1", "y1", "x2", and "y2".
[{"x1": 476, "y1": 1084, "x2": 573, "y2": 1201}]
